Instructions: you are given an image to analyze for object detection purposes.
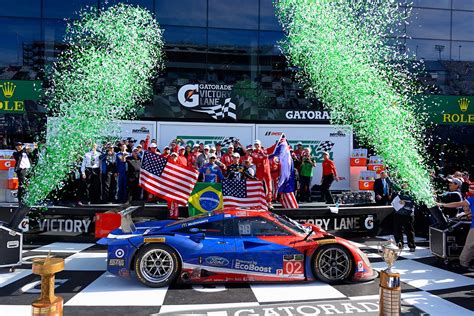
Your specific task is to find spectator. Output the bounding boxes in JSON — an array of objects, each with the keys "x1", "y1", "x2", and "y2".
[
  {"x1": 161, "y1": 146, "x2": 171, "y2": 159},
  {"x1": 221, "y1": 145, "x2": 234, "y2": 167},
  {"x1": 226, "y1": 153, "x2": 244, "y2": 180},
  {"x1": 393, "y1": 184, "x2": 416, "y2": 252},
  {"x1": 293, "y1": 142, "x2": 304, "y2": 170},
  {"x1": 189, "y1": 144, "x2": 200, "y2": 169},
  {"x1": 99, "y1": 145, "x2": 117, "y2": 203},
  {"x1": 233, "y1": 140, "x2": 247, "y2": 158},
  {"x1": 169, "y1": 152, "x2": 178, "y2": 163},
  {"x1": 13, "y1": 142, "x2": 38, "y2": 204},
  {"x1": 461, "y1": 171, "x2": 471, "y2": 198},
  {"x1": 148, "y1": 142, "x2": 160, "y2": 155},
  {"x1": 299, "y1": 148, "x2": 316, "y2": 202},
  {"x1": 320, "y1": 152, "x2": 338, "y2": 204},
  {"x1": 243, "y1": 157, "x2": 257, "y2": 179},
  {"x1": 196, "y1": 145, "x2": 210, "y2": 169},
  {"x1": 215, "y1": 143, "x2": 223, "y2": 159},
  {"x1": 116, "y1": 143, "x2": 129, "y2": 203},
  {"x1": 251, "y1": 140, "x2": 272, "y2": 204},
  {"x1": 440, "y1": 177, "x2": 463, "y2": 217},
  {"x1": 81, "y1": 143, "x2": 101, "y2": 204},
  {"x1": 177, "y1": 146, "x2": 188, "y2": 166},
  {"x1": 374, "y1": 170, "x2": 393, "y2": 205},
  {"x1": 126, "y1": 147, "x2": 142, "y2": 201},
  {"x1": 184, "y1": 145, "x2": 192, "y2": 162},
  {"x1": 270, "y1": 156, "x2": 281, "y2": 201},
  {"x1": 136, "y1": 144, "x2": 143, "y2": 158},
  {"x1": 438, "y1": 197, "x2": 473, "y2": 272},
  {"x1": 199, "y1": 154, "x2": 224, "y2": 183}
]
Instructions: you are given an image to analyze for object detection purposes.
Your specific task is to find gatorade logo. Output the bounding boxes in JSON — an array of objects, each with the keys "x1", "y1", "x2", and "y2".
[
  {"x1": 354, "y1": 158, "x2": 360, "y2": 164},
  {"x1": 364, "y1": 182, "x2": 369, "y2": 188},
  {"x1": 364, "y1": 215, "x2": 374, "y2": 230}
]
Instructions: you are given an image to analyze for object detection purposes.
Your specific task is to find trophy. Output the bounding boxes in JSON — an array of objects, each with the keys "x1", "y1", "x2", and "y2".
[
  {"x1": 378, "y1": 239, "x2": 402, "y2": 315},
  {"x1": 378, "y1": 239, "x2": 402, "y2": 273}
]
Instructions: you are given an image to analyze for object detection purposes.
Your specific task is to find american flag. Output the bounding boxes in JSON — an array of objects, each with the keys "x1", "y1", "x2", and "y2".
[
  {"x1": 280, "y1": 192, "x2": 299, "y2": 209},
  {"x1": 139, "y1": 151, "x2": 199, "y2": 205},
  {"x1": 222, "y1": 178, "x2": 268, "y2": 210}
]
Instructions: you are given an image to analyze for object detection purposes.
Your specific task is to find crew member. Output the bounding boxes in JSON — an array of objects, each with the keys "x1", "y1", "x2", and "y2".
[
  {"x1": 199, "y1": 154, "x2": 224, "y2": 183},
  {"x1": 81, "y1": 143, "x2": 101, "y2": 204},
  {"x1": 374, "y1": 170, "x2": 393, "y2": 205},
  {"x1": 13, "y1": 142, "x2": 38, "y2": 204},
  {"x1": 251, "y1": 140, "x2": 272, "y2": 204},
  {"x1": 320, "y1": 152, "x2": 338, "y2": 204}
]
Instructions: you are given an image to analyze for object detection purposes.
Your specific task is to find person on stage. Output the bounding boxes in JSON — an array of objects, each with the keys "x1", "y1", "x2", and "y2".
[
  {"x1": 320, "y1": 152, "x2": 338, "y2": 204},
  {"x1": 13, "y1": 142, "x2": 38, "y2": 204},
  {"x1": 251, "y1": 140, "x2": 273, "y2": 206},
  {"x1": 374, "y1": 170, "x2": 393, "y2": 205}
]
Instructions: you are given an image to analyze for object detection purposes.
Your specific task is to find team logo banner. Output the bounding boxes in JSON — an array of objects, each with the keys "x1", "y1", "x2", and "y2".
[{"x1": 188, "y1": 182, "x2": 223, "y2": 216}]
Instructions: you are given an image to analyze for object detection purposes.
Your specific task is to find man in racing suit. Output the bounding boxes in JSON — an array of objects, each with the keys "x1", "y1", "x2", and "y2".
[{"x1": 251, "y1": 140, "x2": 272, "y2": 205}]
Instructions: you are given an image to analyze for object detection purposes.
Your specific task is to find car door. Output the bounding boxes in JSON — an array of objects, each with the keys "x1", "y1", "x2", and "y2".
[
  {"x1": 233, "y1": 216, "x2": 304, "y2": 280},
  {"x1": 180, "y1": 214, "x2": 236, "y2": 271}
]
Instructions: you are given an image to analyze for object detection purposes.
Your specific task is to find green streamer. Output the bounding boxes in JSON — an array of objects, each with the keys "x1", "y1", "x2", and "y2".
[
  {"x1": 24, "y1": 4, "x2": 164, "y2": 206},
  {"x1": 276, "y1": 0, "x2": 434, "y2": 206}
]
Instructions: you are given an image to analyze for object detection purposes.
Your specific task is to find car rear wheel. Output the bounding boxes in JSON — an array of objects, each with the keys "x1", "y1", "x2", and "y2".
[
  {"x1": 312, "y1": 245, "x2": 353, "y2": 284},
  {"x1": 134, "y1": 244, "x2": 180, "y2": 288}
]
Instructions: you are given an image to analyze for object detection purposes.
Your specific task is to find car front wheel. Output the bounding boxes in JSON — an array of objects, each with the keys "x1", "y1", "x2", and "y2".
[
  {"x1": 134, "y1": 244, "x2": 180, "y2": 288},
  {"x1": 312, "y1": 244, "x2": 353, "y2": 284}
]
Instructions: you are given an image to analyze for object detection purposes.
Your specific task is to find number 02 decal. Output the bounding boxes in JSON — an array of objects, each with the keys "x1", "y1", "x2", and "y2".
[{"x1": 283, "y1": 260, "x2": 304, "y2": 275}]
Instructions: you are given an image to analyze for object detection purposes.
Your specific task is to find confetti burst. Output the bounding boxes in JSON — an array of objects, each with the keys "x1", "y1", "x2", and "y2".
[
  {"x1": 276, "y1": 0, "x2": 435, "y2": 206},
  {"x1": 24, "y1": 4, "x2": 164, "y2": 206}
]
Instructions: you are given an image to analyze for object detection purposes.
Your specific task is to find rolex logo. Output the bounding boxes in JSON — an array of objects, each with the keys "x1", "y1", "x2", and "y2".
[
  {"x1": 458, "y1": 97, "x2": 470, "y2": 112},
  {"x1": 1, "y1": 82, "x2": 16, "y2": 98}
]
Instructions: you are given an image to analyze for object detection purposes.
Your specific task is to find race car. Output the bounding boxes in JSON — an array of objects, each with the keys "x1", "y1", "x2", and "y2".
[{"x1": 98, "y1": 208, "x2": 376, "y2": 287}]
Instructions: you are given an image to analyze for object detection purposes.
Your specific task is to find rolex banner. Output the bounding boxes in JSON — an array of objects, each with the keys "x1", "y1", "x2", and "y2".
[{"x1": 188, "y1": 182, "x2": 223, "y2": 217}]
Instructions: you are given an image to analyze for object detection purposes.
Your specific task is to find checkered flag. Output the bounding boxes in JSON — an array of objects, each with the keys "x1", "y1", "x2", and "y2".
[
  {"x1": 220, "y1": 137, "x2": 237, "y2": 147},
  {"x1": 195, "y1": 98, "x2": 237, "y2": 120},
  {"x1": 316, "y1": 141, "x2": 335, "y2": 152}
]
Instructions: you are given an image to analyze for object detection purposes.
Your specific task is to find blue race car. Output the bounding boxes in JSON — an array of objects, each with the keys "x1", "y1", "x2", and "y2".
[{"x1": 98, "y1": 207, "x2": 376, "y2": 287}]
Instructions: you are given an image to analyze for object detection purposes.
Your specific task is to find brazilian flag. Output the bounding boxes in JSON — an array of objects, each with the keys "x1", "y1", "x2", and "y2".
[{"x1": 188, "y1": 182, "x2": 223, "y2": 217}]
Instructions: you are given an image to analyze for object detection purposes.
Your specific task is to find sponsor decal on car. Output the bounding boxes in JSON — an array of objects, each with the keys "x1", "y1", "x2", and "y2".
[
  {"x1": 234, "y1": 259, "x2": 273, "y2": 273},
  {"x1": 357, "y1": 261, "x2": 364, "y2": 272},
  {"x1": 282, "y1": 254, "x2": 304, "y2": 276},
  {"x1": 115, "y1": 248, "x2": 125, "y2": 258},
  {"x1": 205, "y1": 256, "x2": 230, "y2": 267},
  {"x1": 144, "y1": 237, "x2": 166, "y2": 243},
  {"x1": 109, "y1": 258, "x2": 125, "y2": 267}
]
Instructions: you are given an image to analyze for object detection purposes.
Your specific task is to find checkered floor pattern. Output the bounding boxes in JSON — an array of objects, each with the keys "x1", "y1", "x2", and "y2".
[{"x1": 0, "y1": 237, "x2": 472, "y2": 316}]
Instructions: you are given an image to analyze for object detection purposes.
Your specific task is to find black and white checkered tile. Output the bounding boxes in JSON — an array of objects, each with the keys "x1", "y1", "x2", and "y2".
[{"x1": 0, "y1": 237, "x2": 472, "y2": 316}]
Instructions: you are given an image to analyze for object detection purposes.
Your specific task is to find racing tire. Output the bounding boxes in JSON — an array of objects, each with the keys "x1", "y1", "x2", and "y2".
[
  {"x1": 312, "y1": 244, "x2": 353, "y2": 284},
  {"x1": 134, "y1": 244, "x2": 181, "y2": 288}
]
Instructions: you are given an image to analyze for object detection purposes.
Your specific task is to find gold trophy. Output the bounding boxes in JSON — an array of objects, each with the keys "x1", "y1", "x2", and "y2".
[
  {"x1": 378, "y1": 240, "x2": 402, "y2": 316},
  {"x1": 31, "y1": 253, "x2": 65, "y2": 316}
]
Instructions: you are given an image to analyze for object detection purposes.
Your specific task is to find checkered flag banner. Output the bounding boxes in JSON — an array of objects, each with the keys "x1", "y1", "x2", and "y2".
[
  {"x1": 316, "y1": 141, "x2": 335, "y2": 152},
  {"x1": 195, "y1": 98, "x2": 237, "y2": 120},
  {"x1": 220, "y1": 136, "x2": 237, "y2": 147}
]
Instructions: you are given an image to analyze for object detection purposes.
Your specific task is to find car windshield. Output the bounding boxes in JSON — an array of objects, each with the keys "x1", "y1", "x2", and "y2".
[
  {"x1": 270, "y1": 213, "x2": 310, "y2": 235},
  {"x1": 165, "y1": 211, "x2": 216, "y2": 227}
]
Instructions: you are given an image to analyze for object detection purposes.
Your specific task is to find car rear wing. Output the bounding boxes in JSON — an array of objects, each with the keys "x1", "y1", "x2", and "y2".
[{"x1": 120, "y1": 205, "x2": 142, "y2": 233}]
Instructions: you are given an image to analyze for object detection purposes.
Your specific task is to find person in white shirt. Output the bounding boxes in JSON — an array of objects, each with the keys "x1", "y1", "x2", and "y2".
[
  {"x1": 81, "y1": 144, "x2": 101, "y2": 204},
  {"x1": 13, "y1": 142, "x2": 38, "y2": 204}
]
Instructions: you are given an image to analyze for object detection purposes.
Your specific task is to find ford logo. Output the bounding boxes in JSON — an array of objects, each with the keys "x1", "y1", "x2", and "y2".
[{"x1": 205, "y1": 256, "x2": 229, "y2": 266}]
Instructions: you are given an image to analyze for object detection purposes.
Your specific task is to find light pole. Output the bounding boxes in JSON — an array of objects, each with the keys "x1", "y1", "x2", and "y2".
[
  {"x1": 458, "y1": 45, "x2": 462, "y2": 61},
  {"x1": 435, "y1": 45, "x2": 445, "y2": 60}
]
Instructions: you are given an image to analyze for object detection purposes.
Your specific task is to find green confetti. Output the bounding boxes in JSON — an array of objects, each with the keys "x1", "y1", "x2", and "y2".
[
  {"x1": 276, "y1": 0, "x2": 435, "y2": 206},
  {"x1": 24, "y1": 4, "x2": 164, "y2": 207}
]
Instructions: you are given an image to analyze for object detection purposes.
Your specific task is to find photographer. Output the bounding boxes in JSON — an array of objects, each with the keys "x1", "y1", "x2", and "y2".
[{"x1": 299, "y1": 148, "x2": 316, "y2": 202}]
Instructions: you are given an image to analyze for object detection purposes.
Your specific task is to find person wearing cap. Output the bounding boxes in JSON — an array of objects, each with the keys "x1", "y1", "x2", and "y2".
[
  {"x1": 161, "y1": 146, "x2": 171, "y2": 159},
  {"x1": 392, "y1": 183, "x2": 416, "y2": 252},
  {"x1": 215, "y1": 143, "x2": 223, "y2": 159},
  {"x1": 80, "y1": 143, "x2": 101, "y2": 204},
  {"x1": 251, "y1": 139, "x2": 273, "y2": 204},
  {"x1": 243, "y1": 157, "x2": 257, "y2": 179},
  {"x1": 169, "y1": 151, "x2": 179, "y2": 163},
  {"x1": 226, "y1": 152, "x2": 244, "y2": 180},
  {"x1": 440, "y1": 177, "x2": 463, "y2": 217},
  {"x1": 126, "y1": 147, "x2": 142, "y2": 201},
  {"x1": 320, "y1": 152, "x2": 338, "y2": 204},
  {"x1": 148, "y1": 142, "x2": 160, "y2": 155},
  {"x1": 196, "y1": 145, "x2": 210, "y2": 169},
  {"x1": 199, "y1": 154, "x2": 224, "y2": 183},
  {"x1": 99, "y1": 145, "x2": 117, "y2": 203},
  {"x1": 461, "y1": 171, "x2": 471, "y2": 198},
  {"x1": 176, "y1": 146, "x2": 187, "y2": 167},
  {"x1": 293, "y1": 142, "x2": 304, "y2": 169},
  {"x1": 221, "y1": 145, "x2": 235, "y2": 167},
  {"x1": 374, "y1": 170, "x2": 393, "y2": 206},
  {"x1": 188, "y1": 144, "x2": 200, "y2": 169},
  {"x1": 13, "y1": 141, "x2": 38, "y2": 203},
  {"x1": 438, "y1": 197, "x2": 474, "y2": 273}
]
